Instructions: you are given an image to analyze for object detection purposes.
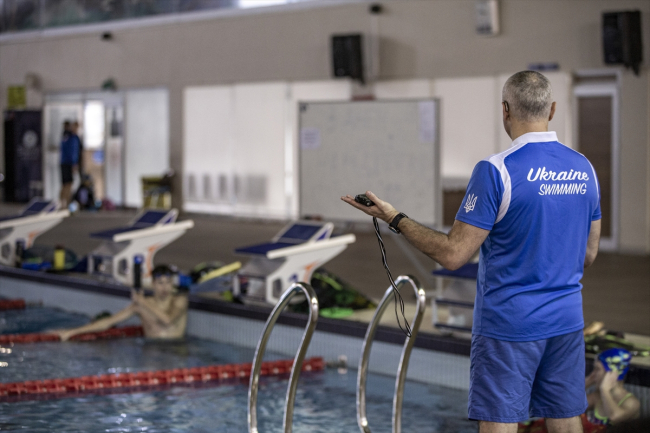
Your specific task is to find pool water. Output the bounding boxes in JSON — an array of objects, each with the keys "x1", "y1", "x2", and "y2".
[{"x1": 0, "y1": 306, "x2": 476, "y2": 432}]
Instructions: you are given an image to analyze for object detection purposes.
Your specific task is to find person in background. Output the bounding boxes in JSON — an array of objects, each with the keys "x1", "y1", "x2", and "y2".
[
  {"x1": 55, "y1": 265, "x2": 188, "y2": 341},
  {"x1": 582, "y1": 348, "x2": 640, "y2": 431},
  {"x1": 72, "y1": 121, "x2": 84, "y2": 177},
  {"x1": 74, "y1": 174, "x2": 96, "y2": 210},
  {"x1": 59, "y1": 120, "x2": 79, "y2": 208}
]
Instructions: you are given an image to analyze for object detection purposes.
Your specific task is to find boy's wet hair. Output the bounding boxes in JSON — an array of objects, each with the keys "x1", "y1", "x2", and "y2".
[{"x1": 152, "y1": 264, "x2": 175, "y2": 279}]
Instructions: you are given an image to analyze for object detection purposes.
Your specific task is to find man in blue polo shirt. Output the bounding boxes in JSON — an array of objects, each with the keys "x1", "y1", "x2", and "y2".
[
  {"x1": 342, "y1": 70, "x2": 601, "y2": 433},
  {"x1": 59, "y1": 120, "x2": 80, "y2": 208}
]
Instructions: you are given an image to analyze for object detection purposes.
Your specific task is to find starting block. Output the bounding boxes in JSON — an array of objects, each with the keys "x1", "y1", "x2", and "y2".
[
  {"x1": 0, "y1": 199, "x2": 69, "y2": 266},
  {"x1": 88, "y1": 209, "x2": 194, "y2": 287},
  {"x1": 232, "y1": 221, "x2": 355, "y2": 305}
]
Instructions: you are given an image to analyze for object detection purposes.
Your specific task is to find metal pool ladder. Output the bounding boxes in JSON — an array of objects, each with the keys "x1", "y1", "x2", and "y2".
[
  {"x1": 357, "y1": 275, "x2": 427, "y2": 433},
  {"x1": 248, "y1": 282, "x2": 319, "y2": 433}
]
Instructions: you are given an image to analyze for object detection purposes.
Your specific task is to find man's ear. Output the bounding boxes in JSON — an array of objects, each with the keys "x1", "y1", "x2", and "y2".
[{"x1": 548, "y1": 101, "x2": 556, "y2": 121}]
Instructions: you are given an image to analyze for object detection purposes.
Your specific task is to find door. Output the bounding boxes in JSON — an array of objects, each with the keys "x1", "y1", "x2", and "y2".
[
  {"x1": 43, "y1": 100, "x2": 83, "y2": 202},
  {"x1": 573, "y1": 82, "x2": 619, "y2": 250}
]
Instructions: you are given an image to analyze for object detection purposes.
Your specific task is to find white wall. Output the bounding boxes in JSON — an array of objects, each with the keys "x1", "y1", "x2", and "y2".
[
  {"x1": 183, "y1": 86, "x2": 233, "y2": 213},
  {"x1": 183, "y1": 74, "x2": 574, "y2": 219},
  {"x1": 184, "y1": 83, "x2": 289, "y2": 218},
  {"x1": 124, "y1": 88, "x2": 170, "y2": 208},
  {"x1": 373, "y1": 79, "x2": 432, "y2": 99},
  {"x1": 433, "y1": 76, "x2": 499, "y2": 180},
  {"x1": 232, "y1": 82, "x2": 287, "y2": 217}
]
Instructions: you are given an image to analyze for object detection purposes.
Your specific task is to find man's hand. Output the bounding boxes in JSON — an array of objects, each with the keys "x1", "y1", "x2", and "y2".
[{"x1": 341, "y1": 191, "x2": 399, "y2": 224}]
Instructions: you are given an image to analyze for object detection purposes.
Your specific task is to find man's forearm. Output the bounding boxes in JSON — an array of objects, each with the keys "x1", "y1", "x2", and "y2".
[
  {"x1": 341, "y1": 192, "x2": 487, "y2": 270},
  {"x1": 398, "y1": 218, "x2": 457, "y2": 269}
]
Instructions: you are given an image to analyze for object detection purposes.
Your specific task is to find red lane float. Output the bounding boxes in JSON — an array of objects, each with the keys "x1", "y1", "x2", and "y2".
[
  {"x1": 0, "y1": 299, "x2": 26, "y2": 311},
  {"x1": 0, "y1": 325, "x2": 144, "y2": 345},
  {"x1": 0, "y1": 357, "x2": 325, "y2": 402}
]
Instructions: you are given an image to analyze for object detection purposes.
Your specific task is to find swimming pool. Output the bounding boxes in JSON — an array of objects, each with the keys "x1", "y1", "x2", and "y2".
[{"x1": 0, "y1": 305, "x2": 476, "y2": 432}]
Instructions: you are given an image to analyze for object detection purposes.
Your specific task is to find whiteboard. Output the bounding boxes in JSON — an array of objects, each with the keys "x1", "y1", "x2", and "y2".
[{"x1": 299, "y1": 100, "x2": 441, "y2": 226}]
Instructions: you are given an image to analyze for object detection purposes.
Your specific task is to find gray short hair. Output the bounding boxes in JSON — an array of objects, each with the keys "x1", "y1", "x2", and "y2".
[{"x1": 502, "y1": 71, "x2": 553, "y2": 122}]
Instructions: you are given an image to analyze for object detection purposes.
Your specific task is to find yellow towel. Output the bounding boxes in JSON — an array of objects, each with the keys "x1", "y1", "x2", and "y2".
[{"x1": 198, "y1": 261, "x2": 242, "y2": 283}]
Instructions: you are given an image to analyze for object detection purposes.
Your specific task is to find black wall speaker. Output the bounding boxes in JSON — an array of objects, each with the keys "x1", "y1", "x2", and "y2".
[
  {"x1": 603, "y1": 11, "x2": 643, "y2": 75},
  {"x1": 331, "y1": 34, "x2": 364, "y2": 84}
]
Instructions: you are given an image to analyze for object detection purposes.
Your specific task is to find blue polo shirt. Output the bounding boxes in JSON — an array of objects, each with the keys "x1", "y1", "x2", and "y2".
[
  {"x1": 456, "y1": 131, "x2": 601, "y2": 341},
  {"x1": 60, "y1": 132, "x2": 80, "y2": 165}
]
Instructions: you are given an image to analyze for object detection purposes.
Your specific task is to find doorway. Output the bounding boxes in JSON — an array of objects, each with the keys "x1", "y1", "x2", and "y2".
[
  {"x1": 43, "y1": 88, "x2": 169, "y2": 210},
  {"x1": 43, "y1": 92, "x2": 124, "y2": 207},
  {"x1": 573, "y1": 79, "x2": 619, "y2": 250}
]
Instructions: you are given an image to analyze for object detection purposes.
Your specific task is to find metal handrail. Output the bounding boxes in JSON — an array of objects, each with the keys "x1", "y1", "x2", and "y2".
[
  {"x1": 357, "y1": 275, "x2": 426, "y2": 433},
  {"x1": 248, "y1": 282, "x2": 319, "y2": 433}
]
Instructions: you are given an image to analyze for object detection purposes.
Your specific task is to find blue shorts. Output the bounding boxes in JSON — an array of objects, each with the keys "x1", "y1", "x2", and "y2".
[{"x1": 468, "y1": 330, "x2": 588, "y2": 423}]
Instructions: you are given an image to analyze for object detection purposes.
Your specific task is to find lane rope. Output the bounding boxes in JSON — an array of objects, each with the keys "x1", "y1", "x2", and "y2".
[
  {"x1": 0, "y1": 299, "x2": 26, "y2": 311},
  {"x1": 0, "y1": 326, "x2": 144, "y2": 345},
  {"x1": 0, "y1": 357, "x2": 325, "y2": 402}
]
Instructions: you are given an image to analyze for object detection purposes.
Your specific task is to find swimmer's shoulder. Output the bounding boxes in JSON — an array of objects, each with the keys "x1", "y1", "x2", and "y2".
[{"x1": 173, "y1": 293, "x2": 189, "y2": 307}]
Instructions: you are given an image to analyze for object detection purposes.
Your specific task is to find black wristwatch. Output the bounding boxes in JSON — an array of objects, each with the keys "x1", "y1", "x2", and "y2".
[{"x1": 388, "y1": 212, "x2": 408, "y2": 234}]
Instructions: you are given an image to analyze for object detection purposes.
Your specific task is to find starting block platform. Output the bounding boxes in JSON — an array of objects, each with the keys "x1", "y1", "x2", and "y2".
[
  {"x1": 0, "y1": 199, "x2": 69, "y2": 266},
  {"x1": 89, "y1": 209, "x2": 194, "y2": 287},
  {"x1": 432, "y1": 262, "x2": 477, "y2": 334},
  {"x1": 232, "y1": 221, "x2": 355, "y2": 305}
]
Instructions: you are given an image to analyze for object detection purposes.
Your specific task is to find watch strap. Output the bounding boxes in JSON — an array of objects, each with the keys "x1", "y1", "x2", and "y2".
[{"x1": 389, "y1": 212, "x2": 408, "y2": 234}]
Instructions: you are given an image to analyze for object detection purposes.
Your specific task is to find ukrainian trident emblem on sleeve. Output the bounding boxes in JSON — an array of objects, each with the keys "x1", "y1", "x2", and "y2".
[{"x1": 464, "y1": 194, "x2": 477, "y2": 213}]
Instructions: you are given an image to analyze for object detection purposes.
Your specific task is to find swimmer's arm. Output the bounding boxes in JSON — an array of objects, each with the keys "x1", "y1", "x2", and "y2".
[
  {"x1": 599, "y1": 372, "x2": 640, "y2": 423},
  {"x1": 584, "y1": 219, "x2": 601, "y2": 268},
  {"x1": 600, "y1": 390, "x2": 640, "y2": 423},
  {"x1": 136, "y1": 296, "x2": 188, "y2": 326},
  {"x1": 341, "y1": 192, "x2": 488, "y2": 270},
  {"x1": 56, "y1": 304, "x2": 136, "y2": 341},
  {"x1": 617, "y1": 395, "x2": 641, "y2": 422}
]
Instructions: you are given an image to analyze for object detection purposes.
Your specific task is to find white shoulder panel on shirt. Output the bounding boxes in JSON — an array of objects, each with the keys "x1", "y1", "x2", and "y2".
[{"x1": 484, "y1": 131, "x2": 560, "y2": 224}]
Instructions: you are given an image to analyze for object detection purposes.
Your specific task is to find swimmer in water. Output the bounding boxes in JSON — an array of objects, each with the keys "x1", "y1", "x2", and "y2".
[
  {"x1": 55, "y1": 265, "x2": 188, "y2": 341},
  {"x1": 582, "y1": 348, "x2": 640, "y2": 431},
  {"x1": 518, "y1": 348, "x2": 641, "y2": 433}
]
